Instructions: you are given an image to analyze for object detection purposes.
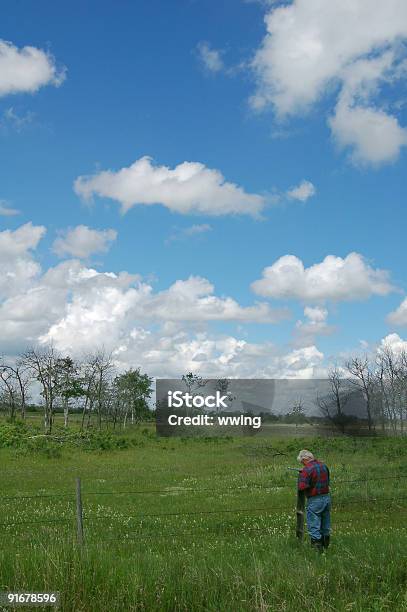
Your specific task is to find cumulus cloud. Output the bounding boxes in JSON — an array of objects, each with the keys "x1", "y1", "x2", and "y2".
[
  {"x1": 0, "y1": 223, "x2": 46, "y2": 299},
  {"x1": 35, "y1": 273, "x2": 288, "y2": 355},
  {"x1": 303, "y1": 306, "x2": 327, "y2": 323},
  {"x1": 379, "y1": 333, "x2": 407, "y2": 355},
  {"x1": 0, "y1": 222, "x2": 45, "y2": 259},
  {"x1": 41, "y1": 320, "x2": 323, "y2": 379},
  {"x1": 0, "y1": 39, "x2": 65, "y2": 97},
  {"x1": 329, "y1": 99, "x2": 407, "y2": 166},
  {"x1": 74, "y1": 156, "x2": 265, "y2": 216},
  {"x1": 250, "y1": 0, "x2": 407, "y2": 165},
  {"x1": 0, "y1": 226, "x2": 292, "y2": 372},
  {"x1": 140, "y1": 276, "x2": 289, "y2": 323},
  {"x1": 197, "y1": 42, "x2": 224, "y2": 73},
  {"x1": 293, "y1": 306, "x2": 335, "y2": 348},
  {"x1": 113, "y1": 332, "x2": 324, "y2": 379},
  {"x1": 0, "y1": 223, "x2": 333, "y2": 378},
  {"x1": 280, "y1": 345, "x2": 324, "y2": 378},
  {"x1": 251, "y1": 252, "x2": 395, "y2": 303},
  {"x1": 286, "y1": 180, "x2": 316, "y2": 202},
  {"x1": 387, "y1": 298, "x2": 407, "y2": 327},
  {"x1": 53, "y1": 225, "x2": 117, "y2": 259}
]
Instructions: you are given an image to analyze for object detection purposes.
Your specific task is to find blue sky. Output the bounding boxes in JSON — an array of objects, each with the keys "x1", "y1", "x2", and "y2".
[{"x1": 0, "y1": 0, "x2": 406, "y2": 377}]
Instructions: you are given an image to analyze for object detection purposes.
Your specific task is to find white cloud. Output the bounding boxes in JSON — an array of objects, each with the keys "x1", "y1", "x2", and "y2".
[
  {"x1": 252, "y1": 252, "x2": 395, "y2": 303},
  {"x1": 34, "y1": 273, "x2": 288, "y2": 355},
  {"x1": 294, "y1": 306, "x2": 335, "y2": 348},
  {"x1": 140, "y1": 276, "x2": 289, "y2": 323},
  {"x1": 0, "y1": 39, "x2": 65, "y2": 97},
  {"x1": 53, "y1": 225, "x2": 117, "y2": 259},
  {"x1": 250, "y1": 0, "x2": 407, "y2": 165},
  {"x1": 0, "y1": 201, "x2": 20, "y2": 216},
  {"x1": 329, "y1": 92, "x2": 407, "y2": 166},
  {"x1": 0, "y1": 223, "x2": 330, "y2": 378},
  {"x1": 387, "y1": 298, "x2": 407, "y2": 327},
  {"x1": 0, "y1": 227, "x2": 290, "y2": 365},
  {"x1": 0, "y1": 222, "x2": 45, "y2": 299},
  {"x1": 280, "y1": 345, "x2": 324, "y2": 378},
  {"x1": 0, "y1": 222, "x2": 45, "y2": 259},
  {"x1": 74, "y1": 156, "x2": 265, "y2": 217},
  {"x1": 112, "y1": 333, "x2": 324, "y2": 380},
  {"x1": 379, "y1": 333, "x2": 407, "y2": 355},
  {"x1": 286, "y1": 180, "x2": 316, "y2": 202},
  {"x1": 197, "y1": 42, "x2": 224, "y2": 73},
  {"x1": 303, "y1": 306, "x2": 327, "y2": 323}
]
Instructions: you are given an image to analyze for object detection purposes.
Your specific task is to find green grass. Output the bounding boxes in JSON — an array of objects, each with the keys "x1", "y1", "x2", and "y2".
[{"x1": 0, "y1": 422, "x2": 406, "y2": 611}]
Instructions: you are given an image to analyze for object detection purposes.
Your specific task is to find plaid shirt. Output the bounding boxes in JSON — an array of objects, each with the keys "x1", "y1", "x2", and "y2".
[{"x1": 298, "y1": 459, "x2": 330, "y2": 497}]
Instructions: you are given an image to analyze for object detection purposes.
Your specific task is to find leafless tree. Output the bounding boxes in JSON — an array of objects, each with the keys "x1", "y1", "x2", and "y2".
[
  {"x1": 376, "y1": 345, "x2": 407, "y2": 434},
  {"x1": 346, "y1": 356, "x2": 375, "y2": 432},
  {"x1": 397, "y1": 350, "x2": 407, "y2": 433},
  {"x1": 317, "y1": 367, "x2": 352, "y2": 433},
  {"x1": 90, "y1": 350, "x2": 115, "y2": 430},
  {"x1": 0, "y1": 358, "x2": 31, "y2": 420},
  {"x1": 0, "y1": 366, "x2": 18, "y2": 420},
  {"x1": 291, "y1": 397, "x2": 305, "y2": 429}
]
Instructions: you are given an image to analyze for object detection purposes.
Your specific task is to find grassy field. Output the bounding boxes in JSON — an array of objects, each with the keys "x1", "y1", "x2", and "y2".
[{"x1": 0, "y1": 420, "x2": 406, "y2": 611}]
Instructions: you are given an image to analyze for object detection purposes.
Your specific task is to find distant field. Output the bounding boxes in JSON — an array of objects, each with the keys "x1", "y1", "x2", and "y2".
[{"x1": 0, "y1": 421, "x2": 406, "y2": 611}]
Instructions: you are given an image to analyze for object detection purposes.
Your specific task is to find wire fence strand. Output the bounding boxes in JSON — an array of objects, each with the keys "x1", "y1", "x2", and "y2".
[
  {"x1": 1, "y1": 473, "x2": 406, "y2": 502},
  {"x1": 1, "y1": 496, "x2": 407, "y2": 528}
]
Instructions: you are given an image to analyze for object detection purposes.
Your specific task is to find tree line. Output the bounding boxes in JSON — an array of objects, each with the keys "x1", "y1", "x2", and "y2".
[
  {"x1": 317, "y1": 345, "x2": 407, "y2": 434},
  {"x1": 1, "y1": 343, "x2": 406, "y2": 436},
  {"x1": 0, "y1": 346, "x2": 153, "y2": 433}
]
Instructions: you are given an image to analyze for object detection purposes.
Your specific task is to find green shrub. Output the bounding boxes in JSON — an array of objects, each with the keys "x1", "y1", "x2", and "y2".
[{"x1": 0, "y1": 421, "x2": 33, "y2": 448}]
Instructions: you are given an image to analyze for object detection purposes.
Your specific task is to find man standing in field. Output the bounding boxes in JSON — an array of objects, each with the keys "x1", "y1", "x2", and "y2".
[{"x1": 297, "y1": 449, "x2": 331, "y2": 552}]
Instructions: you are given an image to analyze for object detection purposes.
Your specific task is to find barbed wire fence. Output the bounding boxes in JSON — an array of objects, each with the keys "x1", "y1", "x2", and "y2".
[{"x1": 0, "y1": 472, "x2": 406, "y2": 545}]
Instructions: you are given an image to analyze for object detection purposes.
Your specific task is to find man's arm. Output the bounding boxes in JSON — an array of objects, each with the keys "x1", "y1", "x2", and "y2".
[{"x1": 298, "y1": 467, "x2": 310, "y2": 491}]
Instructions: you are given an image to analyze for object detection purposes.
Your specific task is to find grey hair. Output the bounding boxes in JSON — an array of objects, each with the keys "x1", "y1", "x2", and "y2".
[{"x1": 297, "y1": 449, "x2": 314, "y2": 462}]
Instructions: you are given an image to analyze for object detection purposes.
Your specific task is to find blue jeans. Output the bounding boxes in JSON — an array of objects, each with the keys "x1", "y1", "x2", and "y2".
[{"x1": 306, "y1": 494, "x2": 331, "y2": 540}]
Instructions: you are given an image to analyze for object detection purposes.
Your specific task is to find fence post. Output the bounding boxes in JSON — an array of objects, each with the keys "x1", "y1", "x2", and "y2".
[
  {"x1": 296, "y1": 489, "x2": 305, "y2": 540},
  {"x1": 76, "y1": 477, "x2": 84, "y2": 546}
]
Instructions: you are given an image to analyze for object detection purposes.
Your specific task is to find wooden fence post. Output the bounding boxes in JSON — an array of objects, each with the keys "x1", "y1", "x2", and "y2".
[
  {"x1": 76, "y1": 477, "x2": 84, "y2": 546},
  {"x1": 296, "y1": 489, "x2": 305, "y2": 540}
]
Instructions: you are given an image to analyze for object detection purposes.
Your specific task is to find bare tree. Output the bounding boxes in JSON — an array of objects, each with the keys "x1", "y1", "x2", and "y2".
[
  {"x1": 80, "y1": 356, "x2": 98, "y2": 430},
  {"x1": 376, "y1": 346, "x2": 398, "y2": 432},
  {"x1": 376, "y1": 345, "x2": 407, "y2": 434},
  {"x1": 291, "y1": 397, "x2": 305, "y2": 429},
  {"x1": 0, "y1": 366, "x2": 18, "y2": 420},
  {"x1": 91, "y1": 350, "x2": 114, "y2": 430},
  {"x1": 398, "y1": 350, "x2": 407, "y2": 433},
  {"x1": 346, "y1": 356, "x2": 375, "y2": 432},
  {"x1": 317, "y1": 367, "x2": 352, "y2": 433},
  {"x1": 0, "y1": 357, "x2": 31, "y2": 421}
]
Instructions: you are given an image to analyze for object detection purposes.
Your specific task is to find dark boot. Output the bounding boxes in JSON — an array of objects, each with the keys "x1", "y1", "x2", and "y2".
[
  {"x1": 310, "y1": 538, "x2": 323, "y2": 552},
  {"x1": 322, "y1": 535, "x2": 330, "y2": 549}
]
